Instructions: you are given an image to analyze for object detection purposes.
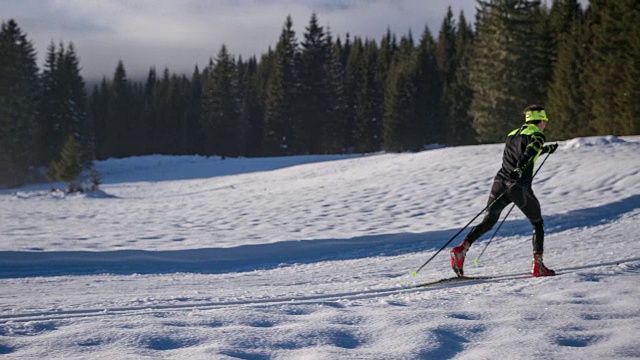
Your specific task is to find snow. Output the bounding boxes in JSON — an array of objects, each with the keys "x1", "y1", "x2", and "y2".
[{"x1": 1, "y1": 135, "x2": 639, "y2": 359}]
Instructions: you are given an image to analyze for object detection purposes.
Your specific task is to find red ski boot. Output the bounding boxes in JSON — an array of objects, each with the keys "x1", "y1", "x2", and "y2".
[
  {"x1": 450, "y1": 240, "x2": 470, "y2": 277},
  {"x1": 531, "y1": 254, "x2": 556, "y2": 277}
]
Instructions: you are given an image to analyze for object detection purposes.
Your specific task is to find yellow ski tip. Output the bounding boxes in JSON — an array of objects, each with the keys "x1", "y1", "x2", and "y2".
[{"x1": 411, "y1": 271, "x2": 417, "y2": 277}]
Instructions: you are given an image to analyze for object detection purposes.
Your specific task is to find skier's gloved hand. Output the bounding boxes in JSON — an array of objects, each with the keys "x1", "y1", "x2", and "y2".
[
  {"x1": 510, "y1": 168, "x2": 523, "y2": 181},
  {"x1": 543, "y1": 143, "x2": 558, "y2": 154}
]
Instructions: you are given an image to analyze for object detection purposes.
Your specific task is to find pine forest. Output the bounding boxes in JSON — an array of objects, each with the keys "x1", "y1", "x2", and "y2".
[{"x1": 1, "y1": 0, "x2": 638, "y2": 187}]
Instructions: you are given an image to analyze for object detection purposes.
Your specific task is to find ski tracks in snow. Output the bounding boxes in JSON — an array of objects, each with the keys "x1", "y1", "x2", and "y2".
[{"x1": 2, "y1": 257, "x2": 638, "y2": 325}]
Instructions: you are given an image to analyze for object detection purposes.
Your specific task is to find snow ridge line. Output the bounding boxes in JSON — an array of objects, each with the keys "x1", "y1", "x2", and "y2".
[{"x1": 2, "y1": 258, "x2": 637, "y2": 325}]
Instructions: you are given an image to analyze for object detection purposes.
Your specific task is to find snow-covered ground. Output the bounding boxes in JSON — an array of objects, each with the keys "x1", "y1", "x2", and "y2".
[{"x1": 1, "y1": 136, "x2": 639, "y2": 359}]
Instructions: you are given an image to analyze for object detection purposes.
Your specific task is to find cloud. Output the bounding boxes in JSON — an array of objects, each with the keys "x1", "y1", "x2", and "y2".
[{"x1": 2, "y1": 0, "x2": 483, "y2": 80}]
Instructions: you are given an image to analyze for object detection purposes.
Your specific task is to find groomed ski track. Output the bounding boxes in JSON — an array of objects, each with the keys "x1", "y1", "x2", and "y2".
[{"x1": 2, "y1": 257, "x2": 637, "y2": 325}]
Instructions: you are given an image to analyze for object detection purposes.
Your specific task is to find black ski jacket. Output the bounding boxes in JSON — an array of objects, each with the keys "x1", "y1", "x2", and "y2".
[{"x1": 495, "y1": 123, "x2": 551, "y2": 187}]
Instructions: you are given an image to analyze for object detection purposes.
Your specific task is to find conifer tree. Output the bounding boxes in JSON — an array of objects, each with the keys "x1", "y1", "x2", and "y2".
[
  {"x1": 397, "y1": 30, "x2": 415, "y2": 59},
  {"x1": 583, "y1": 0, "x2": 640, "y2": 135},
  {"x1": 354, "y1": 40, "x2": 383, "y2": 153},
  {"x1": 469, "y1": 0, "x2": 548, "y2": 143},
  {"x1": 202, "y1": 44, "x2": 241, "y2": 158},
  {"x1": 90, "y1": 79, "x2": 110, "y2": 160},
  {"x1": 254, "y1": 50, "x2": 276, "y2": 154},
  {"x1": 141, "y1": 67, "x2": 159, "y2": 153},
  {"x1": 339, "y1": 34, "x2": 352, "y2": 70},
  {"x1": 343, "y1": 36, "x2": 364, "y2": 151},
  {"x1": 384, "y1": 35, "x2": 418, "y2": 152},
  {"x1": 547, "y1": 0, "x2": 583, "y2": 65},
  {"x1": 39, "y1": 42, "x2": 91, "y2": 167},
  {"x1": 545, "y1": 1, "x2": 588, "y2": 140},
  {"x1": 436, "y1": 7, "x2": 456, "y2": 78},
  {"x1": 63, "y1": 44, "x2": 91, "y2": 162},
  {"x1": 0, "y1": 19, "x2": 40, "y2": 186},
  {"x1": 156, "y1": 68, "x2": 175, "y2": 154},
  {"x1": 322, "y1": 31, "x2": 348, "y2": 154},
  {"x1": 39, "y1": 42, "x2": 61, "y2": 164},
  {"x1": 238, "y1": 58, "x2": 264, "y2": 157},
  {"x1": 548, "y1": 0, "x2": 582, "y2": 36},
  {"x1": 619, "y1": 0, "x2": 640, "y2": 135},
  {"x1": 447, "y1": 11, "x2": 476, "y2": 145},
  {"x1": 172, "y1": 74, "x2": 190, "y2": 154},
  {"x1": 106, "y1": 61, "x2": 137, "y2": 157},
  {"x1": 531, "y1": 4, "x2": 555, "y2": 105},
  {"x1": 48, "y1": 134, "x2": 82, "y2": 186},
  {"x1": 415, "y1": 25, "x2": 443, "y2": 146},
  {"x1": 186, "y1": 65, "x2": 204, "y2": 155},
  {"x1": 377, "y1": 29, "x2": 397, "y2": 103},
  {"x1": 264, "y1": 15, "x2": 299, "y2": 155},
  {"x1": 384, "y1": 59, "x2": 416, "y2": 152},
  {"x1": 298, "y1": 13, "x2": 331, "y2": 154}
]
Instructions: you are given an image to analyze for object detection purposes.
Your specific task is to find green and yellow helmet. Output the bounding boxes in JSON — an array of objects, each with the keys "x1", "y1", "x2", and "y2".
[{"x1": 524, "y1": 105, "x2": 548, "y2": 122}]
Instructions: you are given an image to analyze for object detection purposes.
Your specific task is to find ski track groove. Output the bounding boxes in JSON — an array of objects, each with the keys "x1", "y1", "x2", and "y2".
[
  {"x1": 2, "y1": 257, "x2": 637, "y2": 325},
  {"x1": 0, "y1": 275, "x2": 527, "y2": 324}
]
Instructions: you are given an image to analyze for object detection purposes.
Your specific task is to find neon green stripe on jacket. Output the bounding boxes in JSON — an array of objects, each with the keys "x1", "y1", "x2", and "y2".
[{"x1": 508, "y1": 124, "x2": 546, "y2": 167}]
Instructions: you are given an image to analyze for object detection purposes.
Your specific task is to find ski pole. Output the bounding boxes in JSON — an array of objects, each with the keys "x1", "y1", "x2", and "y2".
[
  {"x1": 472, "y1": 150, "x2": 554, "y2": 264},
  {"x1": 411, "y1": 183, "x2": 516, "y2": 276},
  {"x1": 473, "y1": 204, "x2": 515, "y2": 265}
]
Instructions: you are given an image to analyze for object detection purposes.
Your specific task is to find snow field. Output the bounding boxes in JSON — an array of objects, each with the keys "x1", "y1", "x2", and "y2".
[{"x1": 0, "y1": 136, "x2": 639, "y2": 359}]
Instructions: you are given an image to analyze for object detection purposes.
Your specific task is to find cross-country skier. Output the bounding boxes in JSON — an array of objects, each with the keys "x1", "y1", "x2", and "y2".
[{"x1": 450, "y1": 104, "x2": 558, "y2": 277}]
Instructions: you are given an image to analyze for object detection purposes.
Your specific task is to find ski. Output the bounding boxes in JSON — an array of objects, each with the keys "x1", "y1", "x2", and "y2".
[{"x1": 415, "y1": 276, "x2": 492, "y2": 288}]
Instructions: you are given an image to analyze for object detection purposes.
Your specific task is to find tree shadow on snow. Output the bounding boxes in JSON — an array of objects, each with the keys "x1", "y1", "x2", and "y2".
[{"x1": 0, "y1": 194, "x2": 637, "y2": 278}]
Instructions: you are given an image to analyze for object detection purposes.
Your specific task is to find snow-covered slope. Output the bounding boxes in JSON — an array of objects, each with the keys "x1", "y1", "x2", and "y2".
[{"x1": 1, "y1": 136, "x2": 639, "y2": 359}]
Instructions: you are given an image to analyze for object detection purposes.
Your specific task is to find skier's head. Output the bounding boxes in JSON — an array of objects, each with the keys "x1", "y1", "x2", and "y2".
[
  {"x1": 524, "y1": 104, "x2": 548, "y2": 123},
  {"x1": 524, "y1": 104, "x2": 548, "y2": 131}
]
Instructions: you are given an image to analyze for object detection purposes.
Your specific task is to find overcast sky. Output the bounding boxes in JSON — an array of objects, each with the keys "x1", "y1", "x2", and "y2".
[{"x1": 1, "y1": 0, "x2": 579, "y2": 81}]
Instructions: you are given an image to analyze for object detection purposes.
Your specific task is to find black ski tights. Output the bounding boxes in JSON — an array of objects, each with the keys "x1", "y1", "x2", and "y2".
[{"x1": 464, "y1": 180, "x2": 545, "y2": 254}]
